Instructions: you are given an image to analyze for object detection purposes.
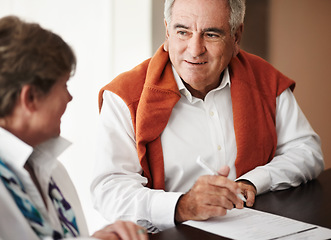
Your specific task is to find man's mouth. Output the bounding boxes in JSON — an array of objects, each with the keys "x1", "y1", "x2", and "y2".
[{"x1": 186, "y1": 60, "x2": 207, "y2": 65}]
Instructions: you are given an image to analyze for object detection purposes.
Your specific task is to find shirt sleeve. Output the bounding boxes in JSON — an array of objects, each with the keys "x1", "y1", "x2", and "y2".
[
  {"x1": 90, "y1": 91, "x2": 182, "y2": 231},
  {"x1": 237, "y1": 88, "x2": 324, "y2": 194}
]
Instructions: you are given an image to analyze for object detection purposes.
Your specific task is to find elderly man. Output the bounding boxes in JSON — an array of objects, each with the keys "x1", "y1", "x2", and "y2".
[{"x1": 91, "y1": 0, "x2": 324, "y2": 232}]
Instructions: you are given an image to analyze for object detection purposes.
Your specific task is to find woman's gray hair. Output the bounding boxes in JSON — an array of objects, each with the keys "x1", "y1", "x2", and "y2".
[{"x1": 164, "y1": 0, "x2": 246, "y2": 35}]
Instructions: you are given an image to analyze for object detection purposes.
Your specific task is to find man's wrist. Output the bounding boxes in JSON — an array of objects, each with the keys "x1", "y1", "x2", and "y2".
[
  {"x1": 236, "y1": 179, "x2": 257, "y2": 191},
  {"x1": 174, "y1": 194, "x2": 186, "y2": 224}
]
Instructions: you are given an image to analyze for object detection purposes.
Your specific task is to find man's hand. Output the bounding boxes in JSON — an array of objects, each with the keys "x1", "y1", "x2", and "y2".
[
  {"x1": 175, "y1": 166, "x2": 245, "y2": 223},
  {"x1": 236, "y1": 180, "x2": 257, "y2": 207},
  {"x1": 91, "y1": 220, "x2": 148, "y2": 240}
]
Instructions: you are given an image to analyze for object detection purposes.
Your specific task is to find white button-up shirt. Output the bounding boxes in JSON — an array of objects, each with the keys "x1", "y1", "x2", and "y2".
[
  {"x1": 0, "y1": 128, "x2": 89, "y2": 240},
  {"x1": 91, "y1": 67, "x2": 324, "y2": 231}
]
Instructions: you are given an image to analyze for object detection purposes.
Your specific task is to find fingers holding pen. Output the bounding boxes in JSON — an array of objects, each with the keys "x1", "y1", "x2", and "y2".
[
  {"x1": 206, "y1": 175, "x2": 245, "y2": 207},
  {"x1": 175, "y1": 175, "x2": 244, "y2": 223},
  {"x1": 196, "y1": 157, "x2": 245, "y2": 207},
  {"x1": 193, "y1": 177, "x2": 242, "y2": 208}
]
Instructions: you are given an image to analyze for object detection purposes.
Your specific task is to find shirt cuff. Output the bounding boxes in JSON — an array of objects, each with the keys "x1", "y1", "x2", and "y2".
[
  {"x1": 150, "y1": 191, "x2": 183, "y2": 230},
  {"x1": 236, "y1": 167, "x2": 271, "y2": 195}
]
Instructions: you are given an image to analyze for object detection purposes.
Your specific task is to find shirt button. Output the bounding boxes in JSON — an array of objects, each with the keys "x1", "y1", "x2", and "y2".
[
  {"x1": 210, "y1": 111, "x2": 214, "y2": 116},
  {"x1": 217, "y1": 145, "x2": 222, "y2": 151}
]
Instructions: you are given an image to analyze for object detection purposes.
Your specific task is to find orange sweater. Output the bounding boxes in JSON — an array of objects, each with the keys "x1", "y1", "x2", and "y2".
[{"x1": 99, "y1": 45, "x2": 295, "y2": 190}]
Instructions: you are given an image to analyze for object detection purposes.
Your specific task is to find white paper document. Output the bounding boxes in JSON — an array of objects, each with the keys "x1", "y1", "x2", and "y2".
[{"x1": 184, "y1": 208, "x2": 331, "y2": 240}]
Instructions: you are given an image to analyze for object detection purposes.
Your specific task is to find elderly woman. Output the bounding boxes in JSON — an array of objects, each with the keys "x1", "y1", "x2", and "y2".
[{"x1": 0, "y1": 16, "x2": 148, "y2": 240}]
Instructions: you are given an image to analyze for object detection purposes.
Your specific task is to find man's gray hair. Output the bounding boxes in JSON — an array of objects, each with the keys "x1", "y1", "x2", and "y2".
[{"x1": 164, "y1": 0, "x2": 246, "y2": 35}]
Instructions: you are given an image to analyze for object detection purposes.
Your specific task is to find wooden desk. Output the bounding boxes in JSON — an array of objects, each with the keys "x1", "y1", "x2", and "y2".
[{"x1": 150, "y1": 169, "x2": 331, "y2": 240}]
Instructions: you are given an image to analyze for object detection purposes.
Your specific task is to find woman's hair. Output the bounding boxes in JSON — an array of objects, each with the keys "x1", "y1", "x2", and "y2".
[
  {"x1": 0, "y1": 15, "x2": 76, "y2": 117},
  {"x1": 164, "y1": 0, "x2": 246, "y2": 36}
]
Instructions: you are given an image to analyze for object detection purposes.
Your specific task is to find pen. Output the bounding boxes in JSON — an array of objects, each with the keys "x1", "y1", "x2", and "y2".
[{"x1": 196, "y1": 156, "x2": 247, "y2": 202}]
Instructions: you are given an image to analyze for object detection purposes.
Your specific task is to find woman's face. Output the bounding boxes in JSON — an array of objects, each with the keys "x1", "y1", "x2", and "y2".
[{"x1": 32, "y1": 72, "x2": 72, "y2": 143}]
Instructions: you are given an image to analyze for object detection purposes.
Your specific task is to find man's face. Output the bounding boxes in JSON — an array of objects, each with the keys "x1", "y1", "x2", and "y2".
[{"x1": 166, "y1": 0, "x2": 241, "y2": 96}]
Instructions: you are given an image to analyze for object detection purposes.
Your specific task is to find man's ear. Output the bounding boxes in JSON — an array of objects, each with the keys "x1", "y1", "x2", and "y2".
[
  {"x1": 233, "y1": 24, "x2": 244, "y2": 57},
  {"x1": 164, "y1": 19, "x2": 169, "y2": 38},
  {"x1": 20, "y1": 85, "x2": 38, "y2": 112},
  {"x1": 164, "y1": 19, "x2": 169, "y2": 52}
]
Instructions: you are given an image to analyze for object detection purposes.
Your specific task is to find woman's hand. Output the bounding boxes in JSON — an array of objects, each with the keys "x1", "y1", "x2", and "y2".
[{"x1": 91, "y1": 220, "x2": 148, "y2": 240}]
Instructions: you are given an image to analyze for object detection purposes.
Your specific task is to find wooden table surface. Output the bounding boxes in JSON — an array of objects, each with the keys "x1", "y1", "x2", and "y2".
[{"x1": 150, "y1": 169, "x2": 331, "y2": 240}]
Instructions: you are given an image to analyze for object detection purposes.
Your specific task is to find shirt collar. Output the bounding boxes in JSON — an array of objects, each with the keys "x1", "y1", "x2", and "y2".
[
  {"x1": 29, "y1": 136, "x2": 72, "y2": 176},
  {"x1": 0, "y1": 127, "x2": 33, "y2": 169},
  {"x1": 172, "y1": 65, "x2": 231, "y2": 103},
  {"x1": 0, "y1": 127, "x2": 71, "y2": 179}
]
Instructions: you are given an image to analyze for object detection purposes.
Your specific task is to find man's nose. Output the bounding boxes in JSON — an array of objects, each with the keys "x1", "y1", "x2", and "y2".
[{"x1": 187, "y1": 34, "x2": 206, "y2": 58}]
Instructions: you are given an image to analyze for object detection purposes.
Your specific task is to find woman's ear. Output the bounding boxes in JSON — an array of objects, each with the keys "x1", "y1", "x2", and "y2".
[{"x1": 20, "y1": 85, "x2": 38, "y2": 112}]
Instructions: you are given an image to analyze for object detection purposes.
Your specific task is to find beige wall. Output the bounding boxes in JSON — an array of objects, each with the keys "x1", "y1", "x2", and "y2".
[{"x1": 269, "y1": 0, "x2": 331, "y2": 169}]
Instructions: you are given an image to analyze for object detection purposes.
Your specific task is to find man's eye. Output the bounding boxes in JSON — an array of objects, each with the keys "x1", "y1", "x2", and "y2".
[
  {"x1": 206, "y1": 33, "x2": 219, "y2": 38},
  {"x1": 177, "y1": 30, "x2": 187, "y2": 36},
  {"x1": 176, "y1": 30, "x2": 191, "y2": 39}
]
